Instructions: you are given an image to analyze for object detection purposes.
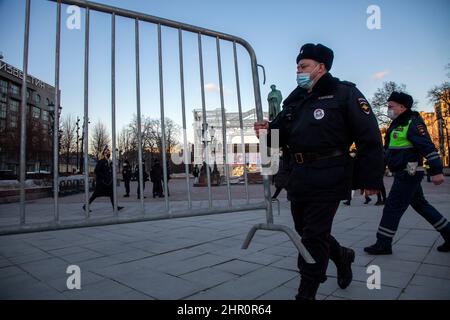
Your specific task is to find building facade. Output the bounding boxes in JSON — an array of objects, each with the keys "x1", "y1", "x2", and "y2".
[
  {"x1": 420, "y1": 100, "x2": 449, "y2": 167},
  {"x1": 192, "y1": 108, "x2": 268, "y2": 176},
  {"x1": 0, "y1": 60, "x2": 60, "y2": 176}
]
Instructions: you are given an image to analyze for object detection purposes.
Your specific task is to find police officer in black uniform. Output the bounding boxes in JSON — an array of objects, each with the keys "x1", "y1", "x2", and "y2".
[
  {"x1": 254, "y1": 43, "x2": 384, "y2": 300},
  {"x1": 365, "y1": 92, "x2": 450, "y2": 254}
]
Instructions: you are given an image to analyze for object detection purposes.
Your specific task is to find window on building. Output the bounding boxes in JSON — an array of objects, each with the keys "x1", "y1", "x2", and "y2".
[
  {"x1": 42, "y1": 110, "x2": 49, "y2": 121},
  {"x1": 46, "y1": 98, "x2": 50, "y2": 106},
  {"x1": 42, "y1": 123, "x2": 48, "y2": 141},
  {"x1": 32, "y1": 106, "x2": 40, "y2": 119},
  {"x1": 0, "y1": 80, "x2": 7, "y2": 102},
  {"x1": 0, "y1": 102, "x2": 6, "y2": 118},
  {"x1": 0, "y1": 80, "x2": 7, "y2": 94},
  {"x1": 33, "y1": 92, "x2": 41, "y2": 103},
  {"x1": 9, "y1": 99, "x2": 19, "y2": 112},
  {"x1": 26, "y1": 89, "x2": 31, "y2": 100},
  {"x1": 10, "y1": 84, "x2": 20, "y2": 95},
  {"x1": 10, "y1": 115, "x2": 17, "y2": 128},
  {"x1": 0, "y1": 119, "x2": 6, "y2": 133}
]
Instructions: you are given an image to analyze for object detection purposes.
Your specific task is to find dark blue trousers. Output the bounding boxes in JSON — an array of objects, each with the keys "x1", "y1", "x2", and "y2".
[{"x1": 377, "y1": 171, "x2": 450, "y2": 246}]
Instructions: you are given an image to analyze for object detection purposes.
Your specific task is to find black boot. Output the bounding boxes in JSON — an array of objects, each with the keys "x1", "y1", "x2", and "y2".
[
  {"x1": 364, "y1": 241, "x2": 392, "y2": 255},
  {"x1": 334, "y1": 247, "x2": 355, "y2": 289},
  {"x1": 437, "y1": 241, "x2": 450, "y2": 252},
  {"x1": 295, "y1": 279, "x2": 320, "y2": 300},
  {"x1": 437, "y1": 234, "x2": 450, "y2": 252}
]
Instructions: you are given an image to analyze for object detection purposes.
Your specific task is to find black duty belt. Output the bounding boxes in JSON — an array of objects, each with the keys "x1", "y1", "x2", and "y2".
[{"x1": 293, "y1": 150, "x2": 344, "y2": 164}]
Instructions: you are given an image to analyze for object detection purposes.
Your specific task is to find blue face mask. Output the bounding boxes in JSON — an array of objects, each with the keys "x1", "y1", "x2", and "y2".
[
  {"x1": 296, "y1": 64, "x2": 320, "y2": 89},
  {"x1": 296, "y1": 73, "x2": 312, "y2": 89}
]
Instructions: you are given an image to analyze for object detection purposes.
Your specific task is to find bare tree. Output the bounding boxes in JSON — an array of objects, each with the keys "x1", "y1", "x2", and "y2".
[
  {"x1": 370, "y1": 81, "x2": 417, "y2": 126},
  {"x1": 123, "y1": 115, "x2": 181, "y2": 169},
  {"x1": 90, "y1": 121, "x2": 111, "y2": 160},
  {"x1": 428, "y1": 63, "x2": 450, "y2": 112},
  {"x1": 428, "y1": 63, "x2": 450, "y2": 166},
  {"x1": 60, "y1": 114, "x2": 76, "y2": 173}
]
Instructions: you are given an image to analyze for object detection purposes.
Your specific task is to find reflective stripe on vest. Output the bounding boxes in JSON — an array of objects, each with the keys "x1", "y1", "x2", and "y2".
[{"x1": 389, "y1": 120, "x2": 413, "y2": 149}]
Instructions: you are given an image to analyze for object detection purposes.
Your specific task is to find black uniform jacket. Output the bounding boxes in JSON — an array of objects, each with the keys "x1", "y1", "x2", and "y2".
[
  {"x1": 122, "y1": 164, "x2": 132, "y2": 182},
  {"x1": 94, "y1": 159, "x2": 113, "y2": 196},
  {"x1": 269, "y1": 72, "x2": 384, "y2": 202}
]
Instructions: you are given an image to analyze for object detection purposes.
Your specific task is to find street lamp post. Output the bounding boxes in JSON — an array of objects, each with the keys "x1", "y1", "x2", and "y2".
[
  {"x1": 76, "y1": 116, "x2": 80, "y2": 172},
  {"x1": 48, "y1": 102, "x2": 61, "y2": 175}
]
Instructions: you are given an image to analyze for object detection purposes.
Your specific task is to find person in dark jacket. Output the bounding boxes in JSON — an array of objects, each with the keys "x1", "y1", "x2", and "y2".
[
  {"x1": 136, "y1": 161, "x2": 148, "y2": 199},
  {"x1": 83, "y1": 146, "x2": 123, "y2": 211},
  {"x1": 150, "y1": 159, "x2": 163, "y2": 198},
  {"x1": 192, "y1": 164, "x2": 200, "y2": 184},
  {"x1": 254, "y1": 43, "x2": 384, "y2": 300},
  {"x1": 365, "y1": 92, "x2": 450, "y2": 254},
  {"x1": 122, "y1": 159, "x2": 132, "y2": 197}
]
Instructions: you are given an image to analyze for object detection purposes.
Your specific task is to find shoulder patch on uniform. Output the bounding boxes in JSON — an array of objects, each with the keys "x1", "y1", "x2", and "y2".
[
  {"x1": 341, "y1": 80, "x2": 356, "y2": 87},
  {"x1": 417, "y1": 124, "x2": 426, "y2": 136},
  {"x1": 358, "y1": 98, "x2": 371, "y2": 115}
]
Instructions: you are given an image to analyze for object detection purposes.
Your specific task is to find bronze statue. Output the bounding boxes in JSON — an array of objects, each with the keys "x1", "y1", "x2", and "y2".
[{"x1": 267, "y1": 84, "x2": 282, "y2": 121}]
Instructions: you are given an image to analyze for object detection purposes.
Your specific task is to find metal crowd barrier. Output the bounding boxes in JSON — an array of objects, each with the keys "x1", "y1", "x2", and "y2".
[{"x1": 5, "y1": 0, "x2": 314, "y2": 263}]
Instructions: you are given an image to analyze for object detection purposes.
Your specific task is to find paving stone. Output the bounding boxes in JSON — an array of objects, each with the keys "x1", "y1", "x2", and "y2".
[
  {"x1": 332, "y1": 281, "x2": 402, "y2": 300},
  {"x1": 396, "y1": 230, "x2": 440, "y2": 247},
  {"x1": 269, "y1": 256, "x2": 298, "y2": 272},
  {"x1": 415, "y1": 263, "x2": 450, "y2": 280},
  {"x1": 59, "y1": 250, "x2": 105, "y2": 264},
  {"x1": 204, "y1": 266, "x2": 298, "y2": 300},
  {"x1": 62, "y1": 278, "x2": 136, "y2": 300},
  {"x1": 423, "y1": 251, "x2": 450, "y2": 267},
  {"x1": 238, "y1": 252, "x2": 284, "y2": 266},
  {"x1": 45, "y1": 271, "x2": 106, "y2": 292},
  {"x1": 410, "y1": 274, "x2": 450, "y2": 290},
  {"x1": 179, "y1": 267, "x2": 238, "y2": 288},
  {"x1": 399, "y1": 284, "x2": 450, "y2": 300},
  {"x1": 155, "y1": 253, "x2": 232, "y2": 276},
  {"x1": 19, "y1": 257, "x2": 70, "y2": 281},
  {"x1": 212, "y1": 259, "x2": 263, "y2": 276},
  {"x1": 94, "y1": 267, "x2": 204, "y2": 300},
  {"x1": 369, "y1": 257, "x2": 421, "y2": 274}
]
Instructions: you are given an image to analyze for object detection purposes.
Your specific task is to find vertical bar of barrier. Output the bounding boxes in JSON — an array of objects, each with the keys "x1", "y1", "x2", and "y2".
[
  {"x1": 83, "y1": 7, "x2": 90, "y2": 218},
  {"x1": 53, "y1": 0, "x2": 61, "y2": 222},
  {"x1": 178, "y1": 28, "x2": 192, "y2": 209},
  {"x1": 135, "y1": 18, "x2": 145, "y2": 213},
  {"x1": 216, "y1": 37, "x2": 231, "y2": 206},
  {"x1": 111, "y1": 13, "x2": 118, "y2": 215},
  {"x1": 248, "y1": 46, "x2": 273, "y2": 223},
  {"x1": 197, "y1": 33, "x2": 212, "y2": 208},
  {"x1": 157, "y1": 24, "x2": 170, "y2": 212},
  {"x1": 19, "y1": 0, "x2": 31, "y2": 225},
  {"x1": 232, "y1": 41, "x2": 249, "y2": 204}
]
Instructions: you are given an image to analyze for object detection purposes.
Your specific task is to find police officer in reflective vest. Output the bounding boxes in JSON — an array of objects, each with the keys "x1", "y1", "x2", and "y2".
[
  {"x1": 365, "y1": 92, "x2": 450, "y2": 254},
  {"x1": 254, "y1": 43, "x2": 384, "y2": 300}
]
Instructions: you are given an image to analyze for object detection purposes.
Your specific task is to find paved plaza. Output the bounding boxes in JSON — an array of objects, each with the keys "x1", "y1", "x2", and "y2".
[{"x1": 0, "y1": 177, "x2": 449, "y2": 300}]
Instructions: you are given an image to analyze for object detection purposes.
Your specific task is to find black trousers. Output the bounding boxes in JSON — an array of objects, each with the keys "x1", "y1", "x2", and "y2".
[
  {"x1": 124, "y1": 179, "x2": 130, "y2": 195},
  {"x1": 377, "y1": 182, "x2": 387, "y2": 202},
  {"x1": 89, "y1": 190, "x2": 114, "y2": 207},
  {"x1": 153, "y1": 181, "x2": 163, "y2": 196},
  {"x1": 290, "y1": 201, "x2": 342, "y2": 283},
  {"x1": 137, "y1": 181, "x2": 146, "y2": 197}
]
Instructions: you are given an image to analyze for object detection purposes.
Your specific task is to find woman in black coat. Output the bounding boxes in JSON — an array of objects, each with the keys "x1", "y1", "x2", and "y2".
[{"x1": 83, "y1": 146, "x2": 124, "y2": 212}]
